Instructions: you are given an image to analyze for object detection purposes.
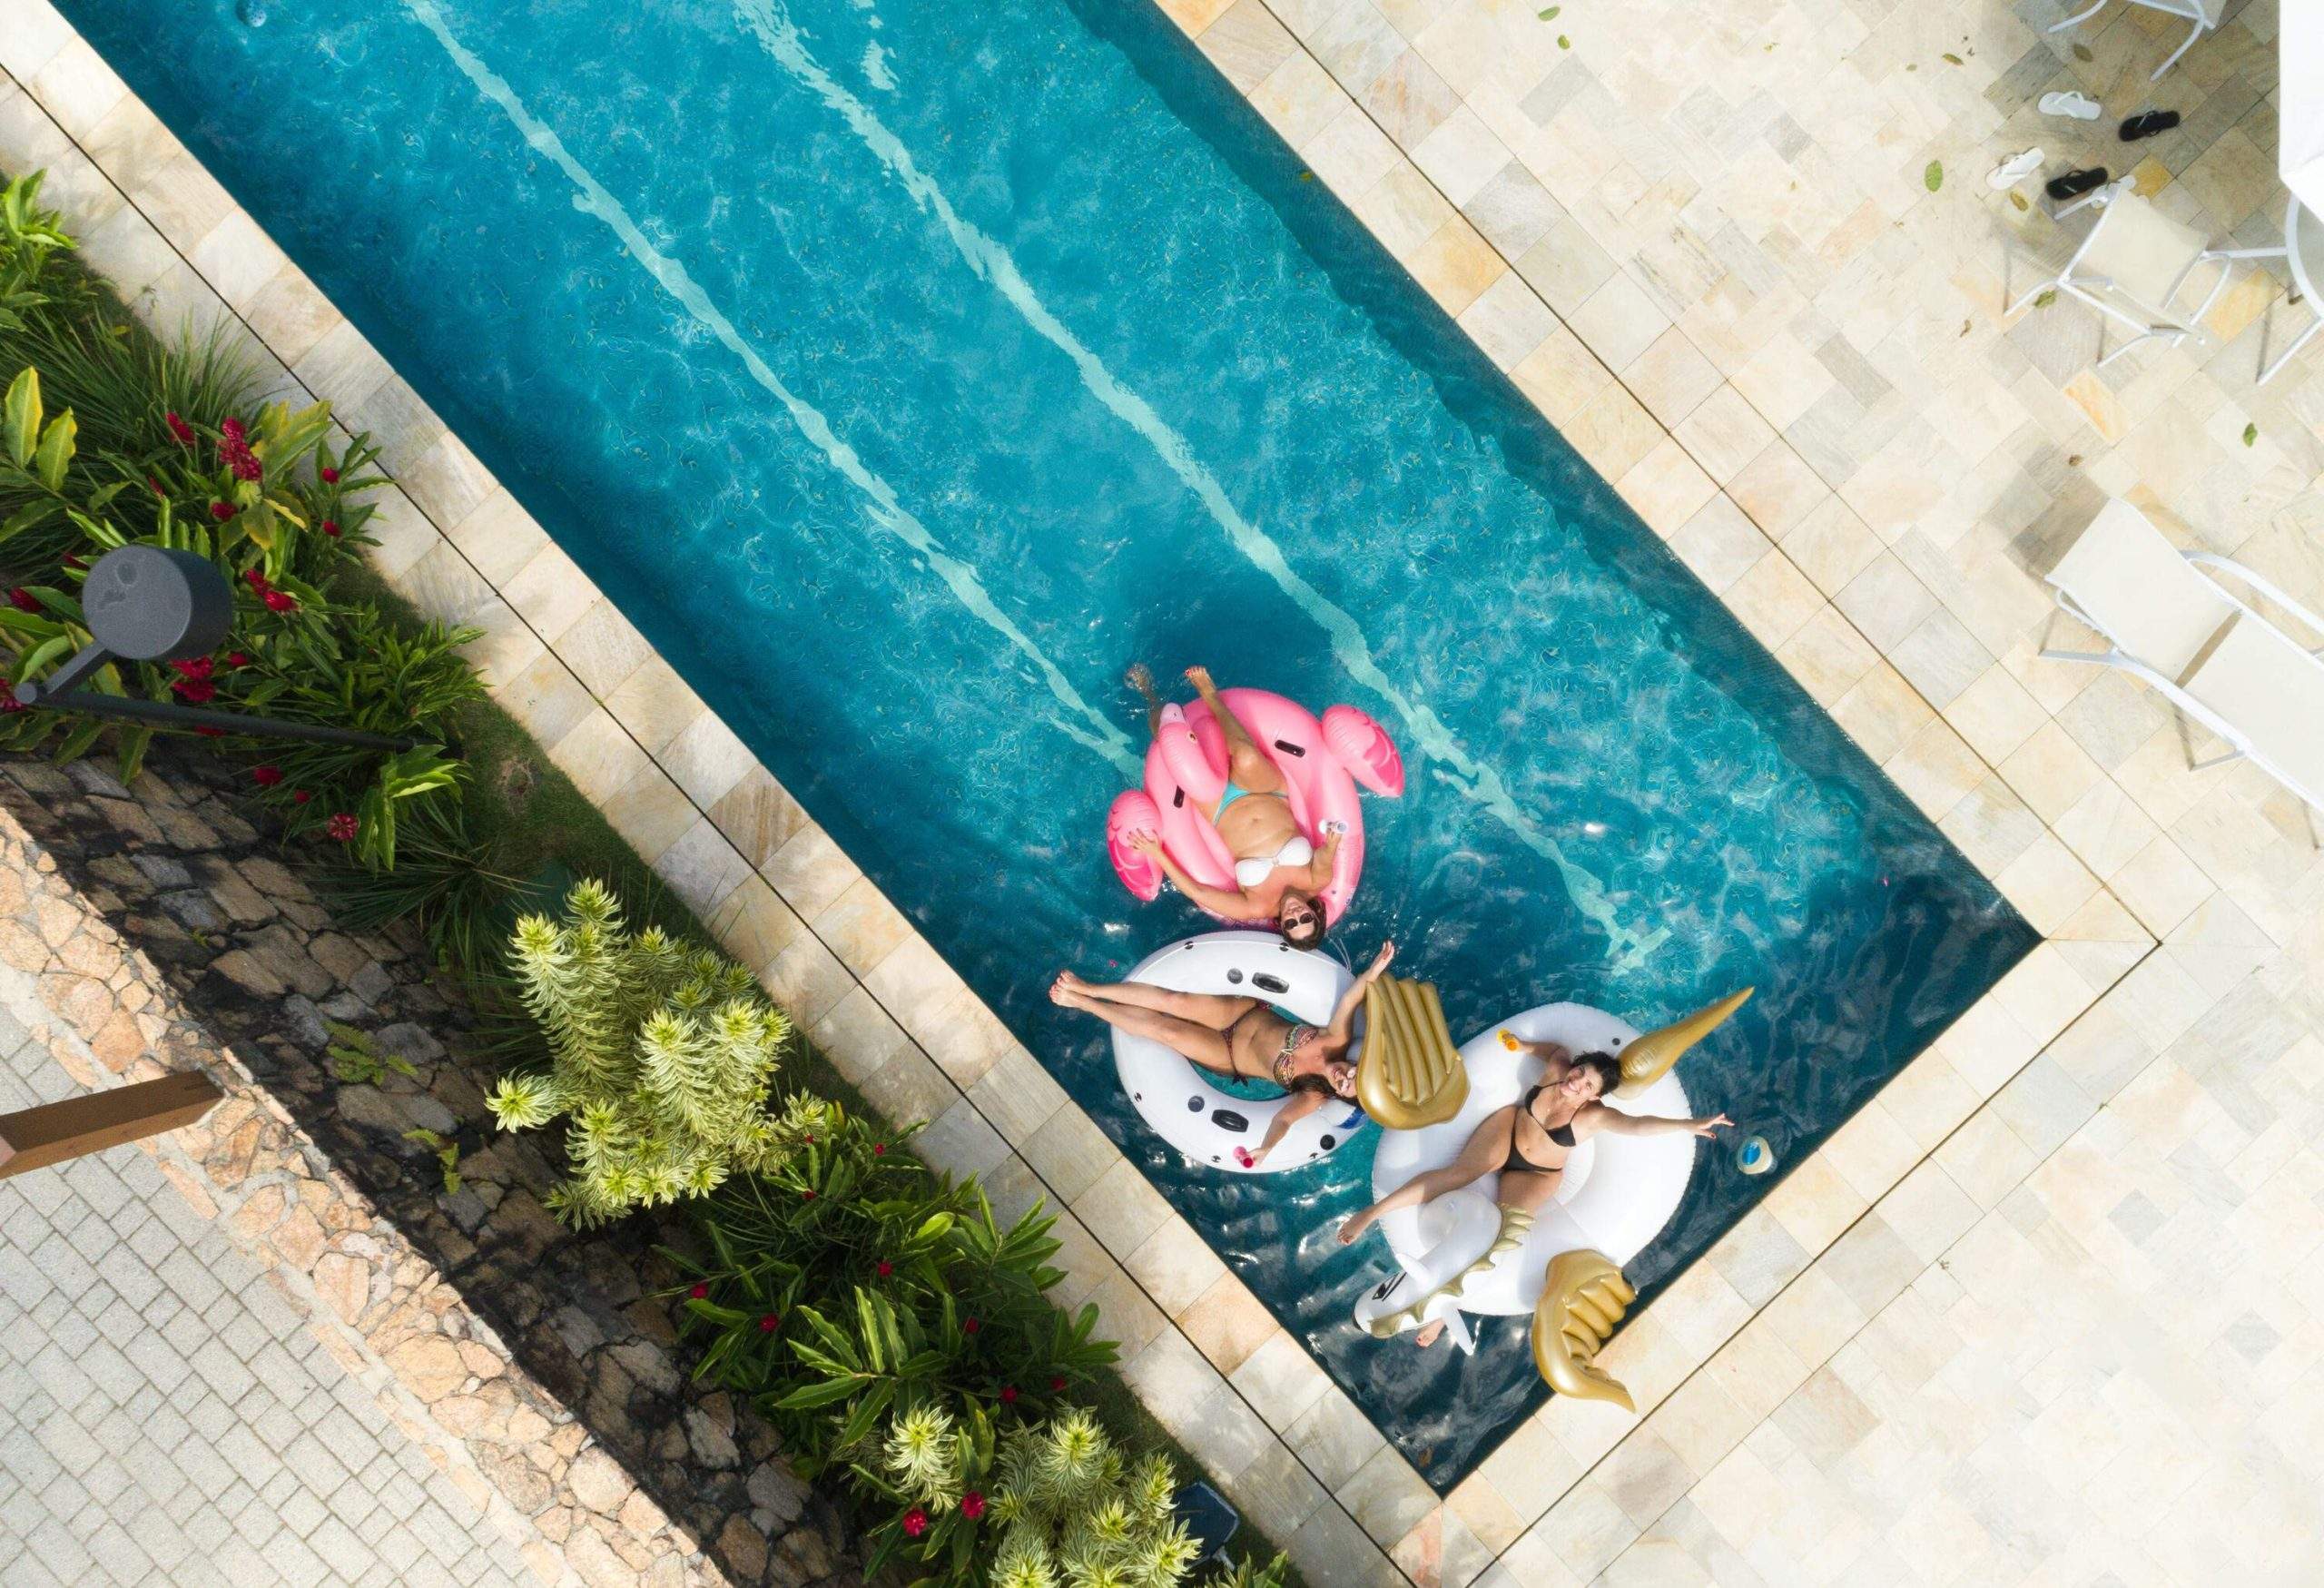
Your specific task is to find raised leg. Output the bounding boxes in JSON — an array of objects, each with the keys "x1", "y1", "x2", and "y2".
[
  {"x1": 1054, "y1": 971, "x2": 1257, "y2": 1029},
  {"x1": 1187, "y1": 667, "x2": 1285, "y2": 793},
  {"x1": 1053, "y1": 983, "x2": 1234, "y2": 1073}
]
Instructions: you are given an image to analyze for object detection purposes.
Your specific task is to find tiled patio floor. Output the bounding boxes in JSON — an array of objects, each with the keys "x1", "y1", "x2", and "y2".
[
  {"x1": 0, "y1": 1003, "x2": 537, "y2": 1588},
  {"x1": 4, "y1": 0, "x2": 2322, "y2": 1583}
]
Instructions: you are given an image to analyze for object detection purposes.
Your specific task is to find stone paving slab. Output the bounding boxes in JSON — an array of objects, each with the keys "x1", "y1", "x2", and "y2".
[{"x1": 0, "y1": 1006, "x2": 537, "y2": 1587}]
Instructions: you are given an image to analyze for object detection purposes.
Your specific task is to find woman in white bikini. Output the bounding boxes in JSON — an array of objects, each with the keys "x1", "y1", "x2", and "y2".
[
  {"x1": 1336, "y1": 1038, "x2": 1731, "y2": 1346},
  {"x1": 1125, "y1": 664, "x2": 1342, "y2": 950},
  {"x1": 1051, "y1": 940, "x2": 1394, "y2": 1167}
]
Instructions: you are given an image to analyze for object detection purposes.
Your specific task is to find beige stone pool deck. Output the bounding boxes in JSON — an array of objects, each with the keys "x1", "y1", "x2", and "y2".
[{"x1": 5, "y1": 0, "x2": 2324, "y2": 1580}]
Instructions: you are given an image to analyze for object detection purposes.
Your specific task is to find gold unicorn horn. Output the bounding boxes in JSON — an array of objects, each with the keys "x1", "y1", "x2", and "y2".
[
  {"x1": 1531, "y1": 1249, "x2": 1637, "y2": 1410},
  {"x1": 1616, "y1": 987, "x2": 1752, "y2": 1093}
]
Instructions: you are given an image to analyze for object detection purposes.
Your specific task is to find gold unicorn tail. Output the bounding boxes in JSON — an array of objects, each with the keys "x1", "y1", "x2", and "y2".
[
  {"x1": 1356, "y1": 975, "x2": 1470, "y2": 1129},
  {"x1": 1364, "y1": 1206, "x2": 1532, "y2": 1339},
  {"x1": 1531, "y1": 1249, "x2": 1637, "y2": 1410},
  {"x1": 1616, "y1": 987, "x2": 1753, "y2": 1092}
]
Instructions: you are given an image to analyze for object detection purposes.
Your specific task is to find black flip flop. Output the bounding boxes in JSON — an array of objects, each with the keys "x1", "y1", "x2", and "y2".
[
  {"x1": 2120, "y1": 111, "x2": 2180, "y2": 141},
  {"x1": 2046, "y1": 167, "x2": 2109, "y2": 202}
]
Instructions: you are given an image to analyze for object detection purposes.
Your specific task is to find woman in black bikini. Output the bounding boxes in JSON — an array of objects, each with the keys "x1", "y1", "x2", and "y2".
[
  {"x1": 1050, "y1": 940, "x2": 1395, "y2": 1166},
  {"x1": 1335, "y1": 1036, "x2": 1730, "y2": 1346}
]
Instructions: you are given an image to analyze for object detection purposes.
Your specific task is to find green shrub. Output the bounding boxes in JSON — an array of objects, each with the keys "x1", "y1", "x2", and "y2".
[
  {"x1": 487, "y1": 879, "x2": 797, "y2": 1227},
  {"x1": 862, "y1": 1404, "x2": 1285, "y2": 1588}
]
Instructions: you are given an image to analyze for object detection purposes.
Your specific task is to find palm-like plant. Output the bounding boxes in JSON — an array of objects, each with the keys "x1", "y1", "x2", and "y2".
[{"x1": 487, "y1": 879, "x2": 793, "y2": 1226}]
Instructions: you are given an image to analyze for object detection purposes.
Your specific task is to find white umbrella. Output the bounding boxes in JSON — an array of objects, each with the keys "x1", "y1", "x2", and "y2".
[{"x1": 2286, "y1": 0, "x2": 2324, "y2": 214}]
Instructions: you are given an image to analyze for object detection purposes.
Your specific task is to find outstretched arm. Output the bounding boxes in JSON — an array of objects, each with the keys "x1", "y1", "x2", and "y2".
[
  {"x1": 1580, "y1": 1107, "x2": 1732, "y2": 1140},
  {"x1": 1324, "y1": 939, "x2": 1395, "y2": 1046},
  {"x1": 1129, "y1": 832, "x2": 1256, "y2": 919},
  {"x1": 1239, "y1": 1090, "x2": 1325, "y2": 1168}
]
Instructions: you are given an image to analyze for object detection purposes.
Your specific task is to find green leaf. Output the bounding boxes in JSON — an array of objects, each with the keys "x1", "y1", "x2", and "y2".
[
  {"x1": 1924, "y1": 161, "x2": 1944, "y2": 192},
  {"x1": 1537, "y1": 5, "x2": 1559, "y2": 15},
  {"x1": 0, "y1": 501, "x2": 55, "y2": 547},
  {"x1": 2034, "y1": 290, "x2": 2056, "y2": 309},
  {"x1": 33, "y1": 408, "x2": 74, "y2": 491},
  {"x1": 912, "y1": 1212, "x2": 954, "y2": 1244},
  {"x1": 771, "y1": 1376, "x2": 865, "y2": 1410},
  {"x1": 4, "y1": 366, "x2": 39, "y2": 467},
  {"x1": 2241, "y1": 422, "x2": 2258, "y2": 448},
  {"x1": 2010, "y1": 191, "x2": 2029, "y2": 212},
  {"x1": 1941, "y1": 52, "x2": 1963, "y2": 64},
  {"x1": 2072, "y1": 42, "x2": 2093, "y2": 60},
  {"x1": 1557, "y1": 33, "x2": 1571, "y2": 47}
]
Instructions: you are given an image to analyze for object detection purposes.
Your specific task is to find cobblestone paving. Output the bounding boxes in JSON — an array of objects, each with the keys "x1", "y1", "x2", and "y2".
[{"x1": 0, "y1": 1006, "x2": 537, "y2": 1588}]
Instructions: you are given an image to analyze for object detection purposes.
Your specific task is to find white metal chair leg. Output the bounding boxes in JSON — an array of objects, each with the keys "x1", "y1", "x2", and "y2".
[
  {"x1": 2258, "y1": 311, "x2": 2322, "y2": 386},
  {"x1": 2151, "y1": 15, "x2": 2206, "y2": 78},
  {"x1": 2049, "y1": 0, "x2": 2110, "y2": 30}
]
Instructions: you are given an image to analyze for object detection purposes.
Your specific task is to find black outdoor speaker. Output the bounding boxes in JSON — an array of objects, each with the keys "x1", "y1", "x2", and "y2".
[{"x1": 80, "y1": 545, "x2": 235, "y2": 662}]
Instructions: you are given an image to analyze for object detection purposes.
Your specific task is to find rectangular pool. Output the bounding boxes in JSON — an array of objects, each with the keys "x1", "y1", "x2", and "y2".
[{"x1": 57, "y1": 0, "x2": 2037, "y2": 1488}]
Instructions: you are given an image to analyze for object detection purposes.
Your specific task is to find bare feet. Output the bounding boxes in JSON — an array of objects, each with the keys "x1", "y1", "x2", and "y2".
[
  {"x1": 1125, "y1": 663, "x2": 1158, "y2": 705},
  {"x1": 1184, "y1": 665, "x2": 1216, "y2": 695},
  {"x1": 1336, "y1": 1209, "x2": 1374, "y2": 1246},
  {"x1": 1413, "y1": 1319, "x2": 1446, "y2": 1349},
  {"x1": 1050, "y1": 972, "x2": 1092, "y2": 1008}
]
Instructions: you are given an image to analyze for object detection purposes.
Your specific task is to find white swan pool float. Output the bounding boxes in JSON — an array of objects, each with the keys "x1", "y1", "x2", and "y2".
[{"x1": 1110, "y1": 932, "x2": 1370, "y2": 1175}]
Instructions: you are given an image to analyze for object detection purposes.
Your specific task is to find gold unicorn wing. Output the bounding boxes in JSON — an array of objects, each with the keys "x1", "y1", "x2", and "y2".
[
  {"x1": 1616, "y1": 987, "x2": 1753, "y2": 1093},
  {"x1": 1531, "y1": 1249, "x2": 1638, "y2": 1411},
  {"x1": 1355, "y1": 976, "x2": 1469, "y2": 1129}
]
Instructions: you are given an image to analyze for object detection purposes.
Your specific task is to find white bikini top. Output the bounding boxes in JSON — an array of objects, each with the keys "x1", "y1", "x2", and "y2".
[{"x1": 1235, "y1": 834, "x2": 1314, "y2": 889}]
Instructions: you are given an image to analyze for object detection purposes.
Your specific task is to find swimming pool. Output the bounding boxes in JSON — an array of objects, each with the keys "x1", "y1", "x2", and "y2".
[{"x1": 59, "y1": 0, "x2": 2036, "y2": 1488}]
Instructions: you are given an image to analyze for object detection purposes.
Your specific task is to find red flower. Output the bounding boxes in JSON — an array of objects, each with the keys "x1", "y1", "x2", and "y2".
[
  {"x1": 228, "y1": 453, "x2": 261, "y2": 482},
  {"x1": 801, "y1": 1189, "x2": 817, "y2": 1201},
  {"x1": 803, "y1": 1134, "x2": 814, "y2": 1145},
  {"x1": 962, "y1": 1317, "x2": 980, "y2": 1335},
  {"x1": 872, "y1": 1142, "x2": 886, "y2": 1156},
  {"x1": 194, "y1": 725, "x2": 226, "y2": 737},
  {"x1": 210, "y1": 502, "x2": 236, "y2": 521},
  {"x1": 148, "y1": 477, "x2": 165, "y2": 496},
  {"x1": 687, "y1": 1282, "x2": 708, "y2": 1300},
  {"x1": 251, "y1": 765, "x2": 283, "y2": 787},
  {"x1": 325, "y1": 813, "x2": 359, "y2": 843},
  {"x1": 242, "y1": 568, "x2": 271, "y2": 594},
  {"x1": 320, "y1": 466, "x2": 340, "y2": 485},
  {"x1": 0, "y1": 694, "x2": 25, "y2": 715},
  {"x1": 165, "y1": 411, "x2": 195, "y2": 446},
  {"x1": 61, "y1": 556, "x2": 85, "y2": 570},
  {"x1": 1049, "y1": 1376, "x2": 1066, "y2": 1393},
  {"x1": 168, "y1": 656, "x2": 213, "y2": 680},
  {"x1": 220, "y1": 418, "x2": 246, "y2": 443},
  {"x1": 960, "y1": 1492, "x2": 985, "y2": 1522},
  {"x1": 321, "y1": 519, "x2": 340, "y2": 538},
  {"x1": 225, "y1": 652, "x2": 251, "y2": 668},
  {"x1": 757, "y1": 1313, "x2": 780, "y2": 1333},
  {"x1": 172, "y1": 677, "x2": 216, "y2": 704},
  {"x1": 292, "y1": 789, "x2": 311, "y2": 804},
  {"x1": 999, "y1": 1385, "x2": 1019, "y2": 1405},
  {"x1": 875, "y1": 1261, "x2": 893, "y2": 1278},
  {"x1": 6, "y1": 587, "x2": 37, "y2": 613},
  {"x1": 901, "y1": 1508, "x2": 929, "y2": 1539},
  {"x1": 263, "y1": 590, "x2": 297, "y2": 613}
]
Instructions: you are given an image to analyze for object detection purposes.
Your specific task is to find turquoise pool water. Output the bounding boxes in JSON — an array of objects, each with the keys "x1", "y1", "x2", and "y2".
[{"x1": 62, "y1": 0, "x2": 2036, "y2": 1488}]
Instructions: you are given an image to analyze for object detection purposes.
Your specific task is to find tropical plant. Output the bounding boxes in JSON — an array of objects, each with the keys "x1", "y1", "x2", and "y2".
[
  {"x1": 861, "y1": 1403, "x2": 1278, "y2": 1588},
  {"x1": 0, "y1": 172, "x2": 76, "y2": 336},
  {"x1": 320, "y1": 796, "x2": 519, "y2": 978},
  {"x1": 486, "y1": 879, "x2": 796, "y2": 1227}
]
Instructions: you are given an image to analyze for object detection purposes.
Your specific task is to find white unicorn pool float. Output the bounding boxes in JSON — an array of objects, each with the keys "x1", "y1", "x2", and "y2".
[{"x1": 1350, "y1": 989, "x2": 1751, "y2": 1408}]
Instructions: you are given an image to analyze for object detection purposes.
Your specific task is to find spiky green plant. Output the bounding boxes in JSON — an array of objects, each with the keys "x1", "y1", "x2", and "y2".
[
  {"x1": 907, "y1": 1409, "x2": 1203, "y2": 1588},
  {"x1": 487, "y1": 879, "x2": 794, "y2": 1226}
]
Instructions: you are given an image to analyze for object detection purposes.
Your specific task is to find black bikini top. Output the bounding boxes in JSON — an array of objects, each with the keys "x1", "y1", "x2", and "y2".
[{"x1": 1502, "y1": 1084, "x2": 1576, "y2": 1174}]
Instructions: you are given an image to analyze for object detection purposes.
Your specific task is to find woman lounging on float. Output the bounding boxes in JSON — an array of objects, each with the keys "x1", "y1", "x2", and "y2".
[
  {"x1": 1053, "y1": 938, "x2": 1395, "y2": 1167},
  {"x1": 1125, "y1": 664, "x2": 1342, "y2": 949},
  {"x1": 1337, "y1": 1035, "x2": 1731, "y2": 1347}
]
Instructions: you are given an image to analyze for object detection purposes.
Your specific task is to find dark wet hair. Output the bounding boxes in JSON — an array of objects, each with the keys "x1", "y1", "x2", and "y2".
[
  {"x1": 1285, "y1": 1070, "x2": 1335, "y2": 1098},
  {"x1": 1574, "y1": 1051, "x2": 1621, "y2": 1096},
  {"x1": 1277, "y1": 892, "x2": 1326, "y2": 951}
]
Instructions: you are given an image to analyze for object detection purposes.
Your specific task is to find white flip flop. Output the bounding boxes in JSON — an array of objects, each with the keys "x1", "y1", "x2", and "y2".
[
  {"x1": 2039, "y1": 91, "x2": 2102, "y2": 120},
  {"x1": 1988, "y1": 148, "x2": 2044, "y2": 189}
]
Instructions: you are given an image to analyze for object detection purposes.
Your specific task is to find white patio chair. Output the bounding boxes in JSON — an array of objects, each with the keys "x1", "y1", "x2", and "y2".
[
  {"x1": 2008, "y1": 181, "x2": 2236, "y2": 367},
  {"x1": 2043, "y1": 498, "x2": 2324, "y2": 833},
  {"x1": 2047, "y1": 0, "x2": 2219, "y2": 80}
]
